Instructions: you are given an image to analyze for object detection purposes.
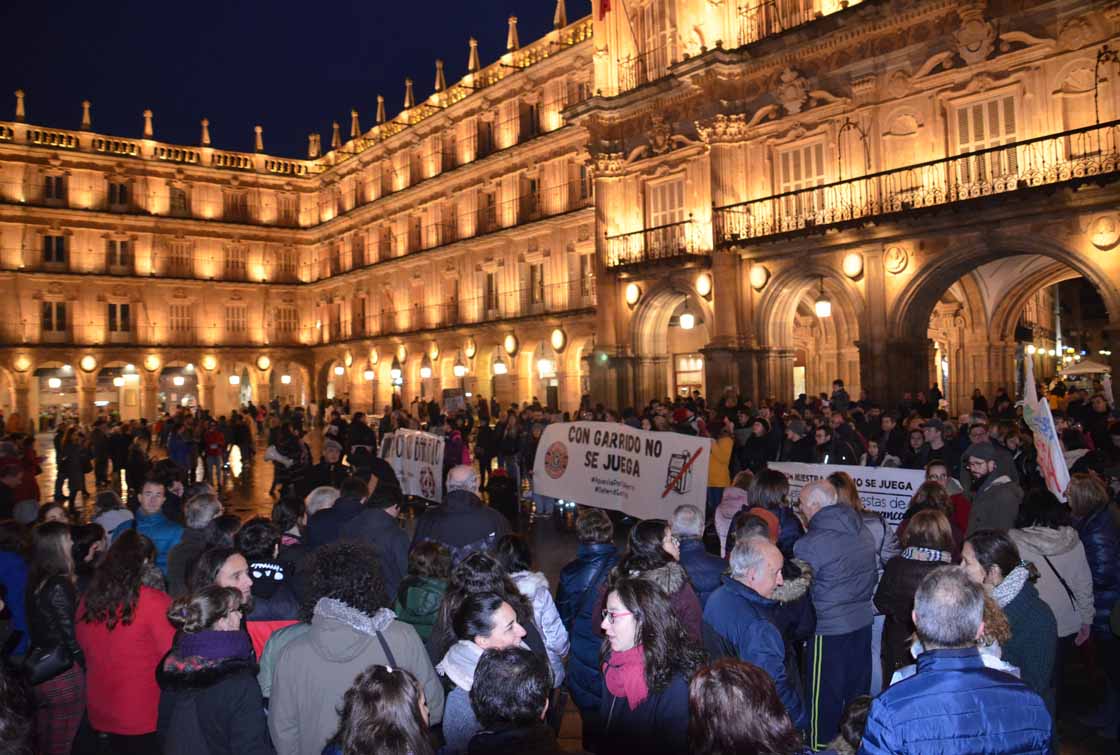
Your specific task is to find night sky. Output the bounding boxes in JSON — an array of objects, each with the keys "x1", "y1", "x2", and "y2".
[{"x1": 1, "y1": 0, "x2": 584, "y2": 158}]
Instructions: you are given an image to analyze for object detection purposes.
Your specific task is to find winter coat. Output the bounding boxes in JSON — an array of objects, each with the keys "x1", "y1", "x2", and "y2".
[
  {"x1": 703, "y1": 576, "x2": 807, "y2": 729},
  {"x1": 965, "y1": 475, "x2": 1022, "y2": 535},
  {"x1": 268, "y1": 598, "x2": 445, "y2": 755},
  {"x1": 512, "y1": 570, "x2": 570, "y2": 686},
  {"x1": 411, "y1": 490, "x2": 511, "y2": 562},
  {"x1": 676, "y1": 537, "x2": 726, "y2": 608},
  {"x1": 556, "y1": 542, "x2": 619, "y2": 712},
  {"x1": 346, "y1": 506, "x2": 409, "y2": 598},
  {"x1": 0, "y1": 550, "x2": 29, "y2": 655},
  {"x1": 1009, "y1": 526, "x2": 1094, "y2": 637},
  {"x1": 305, "y1": 495, "x2": 365, "y2": 550},
  {"x1": 166, "y1": 526, "x2": 213, "y2": 598},
  {"x1": 874, "y1": 554, "x2": 946, "y2": 678},
  {"x1": 862, "y1": 512, "x2": 900, "y2": 582},
  {"x1": 156, "y1": 637, "x2": 274, "y2": 755},
  {"x1": 635, "y1": 562, "x2": 702, "y2": 643},
  {"x1": 597, "y1": 670, "x2": 690, "y2": 755},
  {"x1": 858, "y1": 647, "x2": 1051, "y2": 755},
  {"x1": 26, "y1": 575, "x2": 84, "y2": 669},
  {"x1": 714, "y1": 487, "x2": 749, "y2": 558},
  {"x1": 1000, "y1": 581, "x2": 1057, "y2": 704},
  {"x1": 707, "y1": 436, "x2": 733, "y2": 486},
  {"x1": 393, "y1": 575, "x2": 446, "y2": 641},
  {"x1": 468, "y1": 722, "x2": 562, "y2": 755},
  {"x1": 1073, "y1": 504, "x2": 1120, "y2": 635},
  {"x1": 114, "y1": 509, "x2": 184, "y2": 575},
  {"x1": 794, "y1": 504, "x2": 878, "y2": 636},
  {"x1": 742, "y1": 434, "x2": 773, "y2": 472},
  {"x1": 785, "y1": 435, "x2": 817, "y2": 463},
  {"x1": 245, "y1": 560, "x2": 300, "y2": 658}
]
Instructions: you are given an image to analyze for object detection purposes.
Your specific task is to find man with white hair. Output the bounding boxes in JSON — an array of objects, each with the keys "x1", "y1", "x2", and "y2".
[
  {"x1": 860, "y1": 567, "x2": 1051, "y2": 753},
  {"x1": 703, "y1": 536, "x2": 807, "y2": 730},
  {"x1": 671, "y1": 504, "x2": 726, "y2": 607},
  {"x1": 412, "y1": 464, "x2": 510, "y2": 562},
  {"x1": 794, "y1": 479, "x2": 878, "y2": 750}
]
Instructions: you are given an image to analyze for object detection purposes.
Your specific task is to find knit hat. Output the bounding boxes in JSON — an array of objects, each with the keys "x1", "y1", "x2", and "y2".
[
  {"x1": 323, "y1": 439, "x2": 343, "y2": 455},
  {"x1": 964, "y1": 442, "x2": 997, "y2": 462},
  {"x1": 672, "y1": 408, "x2": 691, "y2": 424},
  {"x1": 747, "y1": 507, "x2": 780, "y2": 544},
  {"x1": 786, "y1": 419, "x2": 808, "y2": 438}
]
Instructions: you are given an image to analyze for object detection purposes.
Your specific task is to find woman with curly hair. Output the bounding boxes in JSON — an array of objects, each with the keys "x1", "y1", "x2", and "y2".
[
  {"x1": 323, "y1": 666, "x2": 434, "y2": 755},
  {"x1": 266, "y1": 540, "x2": 444, "y2": 755},
  {"x1": 73, "y1": 529, "x2": 175, "y2": 754},
  {"x1": 156, "y1": 586, "x2": 272, "y2": 755},
  {"x1": 688, "y1": 658, "x2": 810, "y2": 755},
  {"x1": 597, "y1": 576, "x2": 707, "y2": 755}
]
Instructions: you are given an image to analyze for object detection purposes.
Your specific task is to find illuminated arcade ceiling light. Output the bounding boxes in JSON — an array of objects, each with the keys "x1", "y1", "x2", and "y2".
[{"x1": 813, "y1": 278, "x2": 832, "y2": 319}]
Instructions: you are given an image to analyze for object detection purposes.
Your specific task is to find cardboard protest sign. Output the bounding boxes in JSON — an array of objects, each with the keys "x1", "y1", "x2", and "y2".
[
  {"x1": 532, "y1": 422, "x2": 711, "y2": 519},
  {"x1": 770, "y1": 462, "x2": 925, "y2": 529},
  {"x1": 380, "y1": 428, "x2": 445, "y2": 502}
]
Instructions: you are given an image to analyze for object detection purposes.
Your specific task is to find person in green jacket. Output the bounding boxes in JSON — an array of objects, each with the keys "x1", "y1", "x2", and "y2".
[{"x1": 395, "y1": 541, "x2": 451, "y2": 641}]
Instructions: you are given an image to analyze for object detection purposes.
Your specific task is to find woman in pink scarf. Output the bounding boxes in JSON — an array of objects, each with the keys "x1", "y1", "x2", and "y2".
[{"x1": 596, "y1": 577, "x2": 705, "y2": 755}]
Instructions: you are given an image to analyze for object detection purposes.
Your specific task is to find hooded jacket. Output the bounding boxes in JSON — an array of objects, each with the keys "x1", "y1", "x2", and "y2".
[
  {"x1": 512, "y1": 570, "x2": 569, "y2": 686},
  {"x1": 245, "y1": 560, "x2": 300, "y2": 658},
  {"x1": 411, "y1": 489, "x2": 511, "y2": 561},
  {"x1": 156, "y1": 634, "x2": 273, "y2": 755},
  {"x1": 703, "y1": 576, "x2": 807, "y2": 730},
  {"x1": 556, "y1": 542, "x2": 619, "y2": 711},
  {"x1": 267, "y1": 598, "x2": 444, "y2": 755},
  {"x1": 115, "y1": 509, "x2": 184, "y2": 575},
  {"x1": 1008, "y1": 526, "x2": 1094, "y2": 637},
  {"x1": 965, "y1": 472, "x2": 1022, "y2": 535},
  {"x1": 858, "y1": 648, "x2": 1051, "y2": 755},
  {"x1": 793, "y1": 504, "x2": 878, "y2": 636}
]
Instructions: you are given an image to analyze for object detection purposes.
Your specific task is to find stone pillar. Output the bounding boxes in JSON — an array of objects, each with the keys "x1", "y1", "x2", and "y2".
[
  {"x1": 254, "y1": 370, "x2": 272, "y2": 406},
  {"x1": 76, "y1": 376, "x2": 96, "y2": 426},
  {"x1": 757, "y1": 348, "x2": 795, "y2": 403},
  {"x1": 883, "y1": 337, "x2": 934, "y2": 408},
  {"x1": 1106, "y1": 326, "x2": 1120, "y2": 391},
  {"x1": 140, "y1": 371, "x2": 159, "y2": 420},
  {"x1": 13, "y1": 377, "x2": 33, "y2": 433},
  {"x1": 702, "y1": 347, "x2": 740, "y2": 402},
  {"x1": 708, "y1": 250, "x2": 740, "y2": 347},
  {"x1": 858, "y1": 248, "x2": 891, "y2": 403},
  {"x1": 197, "y1": 374, "x2": 216, "y2": 413}
]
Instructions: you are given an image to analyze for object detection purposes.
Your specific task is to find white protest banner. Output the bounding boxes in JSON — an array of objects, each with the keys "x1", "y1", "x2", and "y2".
[
  {"x1": 770, "y1": 462, "x2": 925, "y2": 529},
  {"x1": 1022, "y1": 355, "x2": 1070, "y2": 500},
  {"x1": 379, "y1": 429, "x2": 445, "y2": 502},
  {"x1": 532, "y1": 422, "x2": 711, "y2": 520}
]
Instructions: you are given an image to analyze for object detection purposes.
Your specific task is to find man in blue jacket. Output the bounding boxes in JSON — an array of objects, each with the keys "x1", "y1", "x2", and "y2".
[
  {"x1": 114, "y1": 478, "x2": 183, "y2": 575},
  {"x1": 794, "y1": 480, "x2": 877, "y2": 750},
  {"x1": 859, "y1": 566, "x2": 1051, "y2": 754},
  {"x1": 671, "y1": 504, "x2": 725, "y2": 608},
  {"x1": 703, "y1": 536, "x2": 807, "y2": 730}
]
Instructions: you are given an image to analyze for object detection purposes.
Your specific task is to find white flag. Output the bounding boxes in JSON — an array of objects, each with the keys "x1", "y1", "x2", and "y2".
[{"x1": 1021, "y1": 356, "x2": 1070, "y2": 500}]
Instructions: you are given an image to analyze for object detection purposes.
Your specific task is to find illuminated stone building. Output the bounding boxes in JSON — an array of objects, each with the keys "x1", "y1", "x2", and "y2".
[{"x1": 2, "y1": 0, "x2": 1120, "y2": 425}]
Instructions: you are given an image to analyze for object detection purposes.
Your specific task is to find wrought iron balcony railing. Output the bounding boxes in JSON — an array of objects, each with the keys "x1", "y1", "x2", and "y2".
[
  {"x1": 605, "y1": 217, "x2": 705, "y2": 269},
  {"x1": 737, "y1": 1, "x2": 822, "y2": 47},
  {"x1": 714, "y1": 119, "x2": 1120, "y2": 246}
]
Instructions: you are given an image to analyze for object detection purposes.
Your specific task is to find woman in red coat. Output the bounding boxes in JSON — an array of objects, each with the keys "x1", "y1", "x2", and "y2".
[{"x1": 74, "y1": 529, "x2": 175, "y2": 754}]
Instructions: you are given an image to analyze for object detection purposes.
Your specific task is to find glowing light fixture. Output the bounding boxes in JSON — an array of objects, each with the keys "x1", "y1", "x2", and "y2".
[
  {"x1": 397, "y1": 345, "x2": 408, "y2": 362},
  {"x1": 464, "y1": 338, "x2": 477, "y2": 359},
  {"x1": 228, "y1": 374, "x2": 241, "y2": 385},
  {"x1": 503, "y1": 333, "x2": 519, "y2": 356},
  {"x1": 112, "y1": 377, "x2": 125, "y2": 388},
  {"x1": 256, "y1": 355, "x2": 271, "y2": 371},
  {"x1": 842, "y1": 253, "x2": 864, "y2": 279},
  {"x1": 370, "y1": 347, "x2": 379, "y2": 365},
  {"x1": 695, "y1": 272, "x2": 713, "y2": 298},
  {"x1": 1026, "y1": 345, "x2": 1037, "y2": 355},
  {"x1": 79, "y1": 355, "x2": 97, "y2": 372},
  {"x1": 420, "y1": 355, "x2": 433, "y2": 379},
  {"x1": 13, "y1": 355, "x2": 31, "y2": 372},
  {"x1": 550, "y1": 327, "x2": 567, "y2": 352},
  {"x1": 363, "y1": 368, "x2": 375, "y2": 381},
  {"x1": 429, "y1": 342, "x2": 440, "y2": 361},
  {"x1": 390, "y1": 357, "x2": 403, "y2": 381},
  {"x1": 493, "y1": 357, "x2": 509, "y2": 376},
  {"x1": 813, "y1": 278, "x2": 832, "y2": 319},
  {"x1": 173, "y1": 376, "x2": 186, "y2": 387},
  {"x1": 749, "y1": 265, "x2": 770, "y2": 291},
  {"x1": 201, "y1": 354, "x2": 217, "y2": 371},
  {"x1": 537, "y1": 358, "x2": 555, "y2": 376},
  {"x1": 344, "y1": 351, "x2": 353, "y2": 367},
  {"x1": 624, "y1": 282, "x2": 641, "y2": 307},
  {"x1": 334, "y1": 365, "x2": 345, "y2": 376},
  {"x1": 678, "y1": 298, "x2": 696, "y2": 331},
  {"x1": 453, "y1": 352, "x2": 468, "y2": 378},
  {"x1": 280, "y1": 374, "x2": 292, "y2": 385},
  {"x1": 47, "y1": 377, "x2": 62, "y2": 389}
]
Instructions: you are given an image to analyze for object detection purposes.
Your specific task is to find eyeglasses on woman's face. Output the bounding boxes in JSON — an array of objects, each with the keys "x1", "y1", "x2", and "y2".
[{"x1": 601, "y1": 609, "x2": 633, "y2": 625}]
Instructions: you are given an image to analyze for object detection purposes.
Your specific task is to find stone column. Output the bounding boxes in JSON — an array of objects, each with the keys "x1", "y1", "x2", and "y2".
[
  {"x1": 254, "y1": 370, "x2": 272, "y2": 406},
  {"x1": 882, "y1": 337, "x2": 934, "y2": 408},
  {"x1": 708, "y1": 250, "x2": 740, "y2": 347},
  {"x1": 75, "y1": 376, "x2": 96, "y2": 426},
  {"x1": 13, "y1": 377, "x2": 33, "y2": 432},
  {"x1": 858, "y1": 248, "x2": 891, "y2": 403},
  {"x1": 1106, "y1": 326, "x2": 1120, "y2": 391},
  {"x1": 140, "y1": 371, "x2": 159, "y2": 420},
  {"x1": 701, "y1": 347, "x2": 740, "y2": 401},
  {"x1": 197, "y1": 373, "x2": 216, "y2": 414}
]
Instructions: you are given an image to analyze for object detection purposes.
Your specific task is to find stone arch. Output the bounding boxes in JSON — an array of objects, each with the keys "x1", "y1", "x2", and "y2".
[
  {"x1": 629, "y1": 278, "x2": 714, "y2": 402},
  {"x1": 989, "y1": 261, "x2": 1082, "y2": 342}
]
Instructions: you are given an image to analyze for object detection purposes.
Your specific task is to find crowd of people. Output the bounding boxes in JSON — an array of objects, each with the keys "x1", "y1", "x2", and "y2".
[{"x1": 0, "y1": 377, "x2": 1116, "y2": 754}]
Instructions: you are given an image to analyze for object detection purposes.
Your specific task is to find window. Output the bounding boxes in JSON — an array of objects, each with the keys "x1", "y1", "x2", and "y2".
[
  {"x1": 674, "y1": 354, "x2": 704, "y2": 397},
  {"x1": 954, "y1": 94, "x2": 1018, "y2": 185},
  {"x1": 168, "y1": 241, "x2": 192, "y2": 274},
  {"x1": 169, "y1": 304, "x2": 193, "y2": 336},
  {"x1": 579, "y1": 253, "x2": 595, "y2": 297},
  {"x1": 106, "y1": 239, "x2": 131, "y2": 269},
  {"x1": 777, "y1": 141, "x2": 827, "y2": 220},
  {"x1": 44, "y1": 175, "x2": 65, "y2": 201},
  {"x1": 274, "y1": 306, "x2": 298, "y2": 335},
  {"x1": 579, "y1": 164, "x2": 592, "y2": 200},
  {"x1": 485, "y1": 271, "x2": 499, "y2": 312},
  {"x1": 225, "y1": 245, "x2": 247, "y2": 279},
  {"x1": 169, "y1": 187, "x2": 189, "y2": 217},
  {"x1": 225, "y1": 305, "x2": 247, "y2": 334},
  {"x1": 42, "y1": 235, "x2": 66, "y2": 264},
  {"x1": 278, "y1": 194, "x2": 298, "y2": 226},
  {"x1": 42, "y1": 302, "x2": 66, "y2": 333},
  {"x1": 224, "y1": 192, "x2": 249, "y2": 222},
  {"x1": 352, "y1": 235, "x2": 366, "y2": 268},
  {"x1": 108, "y1": 181, "x2": 129, "y2": 207},
  {"x1": 108, "y1": 303, "x2": 130, "y2": 332},
  {"x1": 647, "y1": 178, "x2": 686, "y2": 227},
  {"x1": 529, "y1": 263, "x2": 545, "y2": 304}
]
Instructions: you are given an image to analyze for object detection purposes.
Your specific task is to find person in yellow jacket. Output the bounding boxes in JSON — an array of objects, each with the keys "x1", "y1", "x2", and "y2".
[{"x1": 707, "y1": 418, "x2": 734, "y2": 518}]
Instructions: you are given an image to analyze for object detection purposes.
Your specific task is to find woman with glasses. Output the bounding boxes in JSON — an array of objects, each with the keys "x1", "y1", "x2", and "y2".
[
  {"x1": 600, "y1": 519, "x2": 702, "y2": 642},
  {"x1": 156, "y1": 585, "x2": 272, "y2": 754},
  {"x1": 597, "y1": 576, "x2": 706, "y2": 755}
]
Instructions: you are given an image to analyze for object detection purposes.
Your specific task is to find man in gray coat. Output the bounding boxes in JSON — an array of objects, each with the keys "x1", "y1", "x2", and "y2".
[
  {"x1": 964, "y1": 442, "x2": 1023, "y2": 535},
  {"x1": 793, "y1": 480, "x2": 877, "y2": 750},
  {"x1": 268, "y1": 541, "x2": 444, "y2": 755}
]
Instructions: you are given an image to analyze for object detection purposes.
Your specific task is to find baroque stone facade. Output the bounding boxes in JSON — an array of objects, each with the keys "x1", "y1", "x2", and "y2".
[{"x1": 2, "y1": 1, "x2": 1120, "y2": 424}]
